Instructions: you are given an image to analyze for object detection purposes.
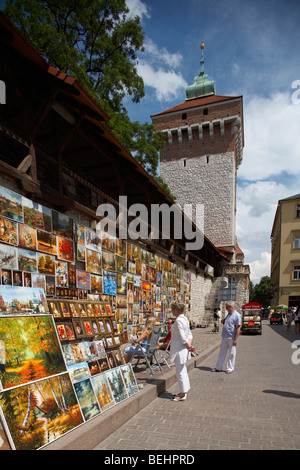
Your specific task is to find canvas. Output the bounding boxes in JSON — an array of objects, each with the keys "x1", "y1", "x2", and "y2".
[
  {"x1": 67, "y1": 361, "x2": 90, "y2": 383},
  {"x1": 86, "y1": 249, "x2": 101, "y2": 274},
  {"x1": 85, "y1": 228, "x2": 101, "y2": 253},
  {"x1": 120, "y1": 364, "x2": 139, "y2": 397},
  {"x1": 52, "y1": 211, "x2": 73, "y2": 240},
  {"x1": 22, "y1": 198, "x2": 52, "y2": 232},
  {"x1": 105, "y1": 367, "x2": 128, "y2": 404},
  {"x1": 0, "y1": 243, "x2": 17, "y2": 270},
  {"x1": 91, "y1": 373, "x2": 115, "y2": 411},
  {"x1": 0, "y1": 373, "x2": 83, "y2": 450},
  {"x1": 0, "y1": 315, "x2": 66, "y2": 390},
  {"x1": 57, "y1": 236, "x2": 74, "y2": 262},
  {"x1": 0, "y1": 217, "x2": 18, "y2": 245},
  {"x1": 0, "y1": 285, "x2": 48, "y2": 315},
  {"x1": 36, "y1": 230, "x2": 57, "y2": 255},
  {"x1": 0, "y1": 186, "x2": 23, "y2": 223},
  {"x1": 73, "y1": 378, "x2": 101, "y2": 421},
  {"x1": 18, "y1": 248, "x2": 37, "y2": 273}
]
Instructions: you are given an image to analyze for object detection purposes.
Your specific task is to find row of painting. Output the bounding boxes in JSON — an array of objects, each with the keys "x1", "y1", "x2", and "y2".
[
  {"x1": 0, "y1": 312, "x2": 139, "y2": 449},
  {"x1": 0, "y1": 364, "x2": 138, "y2": 450}
]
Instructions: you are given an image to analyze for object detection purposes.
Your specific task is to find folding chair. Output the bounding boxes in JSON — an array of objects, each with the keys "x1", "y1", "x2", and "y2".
[
  {"x1": 156, "y1": 340, "x2": 173, "y2": 369},
  {"x1": 129, "y1": 325, "x2": 163, "y2": 374}
]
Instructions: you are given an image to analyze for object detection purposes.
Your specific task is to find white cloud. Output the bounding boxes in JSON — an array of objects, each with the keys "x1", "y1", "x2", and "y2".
[
  {"x1": 249, "y1": 252, "x2": 271, "y2": 284},
  {"x1": 137, "y1": 62, "x2": 187, "y2": 101},
  {"x1": 239, "y1": 92, "x2": 300, "y2": 181},
  {"x1": 125, "y1": 0, "x2": 151, "y2": 21},
  {"x1": 143, "y1": 37, "x2": 183, "y2": 68}
]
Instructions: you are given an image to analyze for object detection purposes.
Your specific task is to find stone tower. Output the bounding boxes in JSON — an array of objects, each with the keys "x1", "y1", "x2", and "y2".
[{"x1": 151, "y1": 42, "x2": 249, "y2": 319}]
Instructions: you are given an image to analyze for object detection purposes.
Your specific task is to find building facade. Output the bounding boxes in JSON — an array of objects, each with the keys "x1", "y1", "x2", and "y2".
[
  {"x1": 151, "y1": 42, "x2": 249, "y2": 320},
  {"x1": 270, "y1": 193, "x2": 300, "y2": 307}
]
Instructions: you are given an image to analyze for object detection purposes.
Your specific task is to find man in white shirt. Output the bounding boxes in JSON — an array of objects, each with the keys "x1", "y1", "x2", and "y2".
[{"x1": 212, "y1": 300, "x2": 241, "y2": 374}]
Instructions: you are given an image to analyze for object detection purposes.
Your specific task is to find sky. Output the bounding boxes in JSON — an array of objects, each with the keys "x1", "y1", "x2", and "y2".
[{"x1": 124, "y1": 0, "x2": 300, "y2": 284}]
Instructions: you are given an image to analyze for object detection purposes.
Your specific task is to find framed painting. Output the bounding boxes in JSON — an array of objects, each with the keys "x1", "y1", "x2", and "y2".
[
  {"x1": 105, "y1": 337, "x2": 114, "y2": 349},
  {"x1": 0, "y1": 373, "x2": 83, "y2": 450},
  {"x1": 59, "y1": 301, "x2": 71, "y2": 318},
  {"x1": 77, "y1": 302, "x2": 87, "y2": 317},
  {"x1": 115, "y1": 238, "x2": 126, "y2": 258},
  {"x1": 70, "y1": 342, "x2": 91, "y2": 363},
  {"x1": 0, "y1": 315, "x2": 66, "y2": 390},
  {"x1": 76, "y1": 244, "x2": 86, "y2": 262},
  {"x1": 0, "y1": 217, "x2": 18, "y2": 245},
  {"x1": 37, "y1": 253, "x2": 55, "y2": 275},
  {"x1": 52, "y1": 211, "x2": 73, "y2": 240},
  {"x1": 76, "y1": 269, "x2": 91, "y2": 290},
  {"x1": 102, "y1": 251, "x2": 116, "y2": 271},
  {"x1": 22, "y1": 197, "x2": 52, "y2": 232},
  {"x1": 67, "y1": 361, "x2": 90, "y2": 384},
  {"x1": 68, "y1": 301, "x2": 80, "y2": 317},
  {"x1": 75, "y1": 223, "x2": 85, "y2": 245},
  {"x1": 57, "y1": 236, "x2": 74, "y2": 262},
  {"x1": 23, "y1": 271, "x2": 32, "y2": 287},
  {"x1": 18, "y1": 248, "x2": 37, "y2": 273},
  {"x1": 55, "y1": 260, "x2": 69, "y2": 288},
  {"x1": 87, "y1": 360, "x2": 101, "y2": 377},
  {"x1": 48, "y1": 300, "x2": 62, "y2": 318},
  {"x1": 86, "y1": 249, "x2": 101, "y2": 274},
  {"x1": 31, "y1": 273, "x2": 46, "y2": 291},
  {"x1": 91, "y1": 373, "x2": 115, "y2": 411},
  {"x1": 102, "y1": 270, "x2": 116, "y2": 296},
  {"x1": 36, "y1": 230, "x2": 57, "y2": 255},
  {"x1": 97, "y1": 319, "x2": 106, "y2": 334},
  {"x1": 0, "y1": 186, "x2": 23, "y2": 223},
  {"x1": 18, "y1": 223, "x2": 36, "y2": 250},
  {"x1": 101, "y1": 232, "x2": 116, "y2": 253},
  {"x1": 0, "y1": 243, "x2": 17, "y2": 270},
  {"x1": 116, "y1": 255, "x2": 126, "y2": 273},
  {"x1": 12, "y1": 270, "x2": 23, "y2": 287},
  {"x1": 92, "y1": 303, "x2": 102, "y2": 317},
  {"x1": 56, "y1": 322, "x2": 68, "y2": 341},
  {"x1": 98, "y1": 356, "x2": 110, "y2": 372},
  {"x1": 105, "y1": 367, "x2": 128, "y2": 404},
  {"x1": 73, "y1": 378, "x2": 101, "y2": 421},
  {"x1": 1, "y1": 269, "x2": 12, "y2": 286},
  {"x1": 85, "y1": 227, "x2": 101, "y2": 253},
  {"x1": 72, "y1": 319, "x2": 85, "y2": 339},
  {"x1": 120, "y1": 364, "x2": 139, "y2": 397},
  {"x1": 85, "y1": 302, "x2": 95, "y2": 317},
  {"x1": 64, "y1": 322, "x2": 76, "y2": 341},
  {"x1": 0, "y1": 286, "x2": 48, "y2": 315},
  {"x1": 82, "y1": 319, "x2": 94, "y2": 337}
]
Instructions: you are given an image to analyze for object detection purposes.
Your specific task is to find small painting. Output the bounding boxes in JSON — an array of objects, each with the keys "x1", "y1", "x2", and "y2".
[
  {"x1": 0, "y1": 186, "x2": 23, "y2": 223},
  {"x1": 91, "y1": 373, "x2": 115, "y2": 411},
  {"x1": 120, "y1": 364, "x2": 139, "y2": 396},
  {"x1": 103, "y1": 270, "x2": 116, "y2": 296},
  {"x1": 18, "y1": 223, "x2": 36, "y2": 250},
  {"x1": 85, "y1": 227, "x2": 101, "y2": 253},
  {"x1": 57, "y1": 236, "x2": 74, "y2": 262},
  {"x1": 74, "y1": 378, "x2": 101, "y2": 421},
  {"x1": 1, "y1": 269, "x2": 12, "y2": 286},
  {"x1": 67, "y1": 361, "x2": 90, "y2": 384},
  {"x1": 105, "y1": 367, "x2": 128, "y2": 404},
  {"x1": 18, "y1": 248, "x2": 37, "y2": 272},
  {"x1": 0, "y1": 243, "x2": 17, "y2": 270},
  {"x1": 22, "y1": 197, "x2": 52, "y2": 232},
  {"x1": 0, "y1": 217, "x2": 18, "y2": 245},
  {"x1": 55, "y1": 261, "x2": 68, "y2": 287},
  {"x1": 37, "y1": 253, "x2": 55, "y2": 275},
  {"x1": 52, "y1": 211, "x2": 73, "y2": 240},
  {"x1": 76, "y1": 269, "x2": 91, "y2": 290},
  {"x1": 36, "y1": 230, "x2": 57, "y2": 255},
  {"x1": 86, "y1": 249, "x2": 101, "y2": 274}
]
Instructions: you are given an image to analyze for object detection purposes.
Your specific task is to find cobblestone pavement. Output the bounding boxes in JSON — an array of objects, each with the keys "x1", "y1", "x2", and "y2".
[{"x1": 95, "y1": 322, "x2": 300, "y2": 450}]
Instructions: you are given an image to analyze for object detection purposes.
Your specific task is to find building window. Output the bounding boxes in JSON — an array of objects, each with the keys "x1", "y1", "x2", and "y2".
[
  {"x1": 182, "y1": 113, "x2": 187, "y2": 120},
  {"x1": 203, "y1": 108, "x2": 208, "y2": 115},
  {"x1": 183, "y1": 158, "x2": 187, "y2": 168},
  {"x1": 294, "y1": 235, "x2": 300, "y2": 249},
  {"x1": 296, "y1": 204, "x2": 300, "y2": 218},
  {"x1": 293, "y1": 265, "x2": 300, "y2": 280},
  {"x1": 206, "y1": 155, "x2": 210, "y2": 164}
]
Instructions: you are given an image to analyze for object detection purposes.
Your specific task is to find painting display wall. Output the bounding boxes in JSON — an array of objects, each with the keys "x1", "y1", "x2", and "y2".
[{"x1": 0, "y1": 183, "x2": 191, "y2": 450}]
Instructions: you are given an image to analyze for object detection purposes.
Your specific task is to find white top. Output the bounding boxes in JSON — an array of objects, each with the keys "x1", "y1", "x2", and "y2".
[{"x1": 170, "y1": 314, "x2": 193, "y2": 364}]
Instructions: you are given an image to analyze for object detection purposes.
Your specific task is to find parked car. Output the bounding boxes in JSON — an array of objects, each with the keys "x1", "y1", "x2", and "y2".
[{"x1": 269, "y1": 306, "x2": 285, "y2": 325}]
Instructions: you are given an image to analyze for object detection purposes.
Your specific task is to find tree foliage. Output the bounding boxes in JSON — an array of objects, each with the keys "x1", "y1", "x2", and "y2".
[
  {"x1": 4, "y1": 0, "x2": 171, "y2": 192},
  {"x1": 249, "y1": 276, "x2": 273, "y2": 308}
]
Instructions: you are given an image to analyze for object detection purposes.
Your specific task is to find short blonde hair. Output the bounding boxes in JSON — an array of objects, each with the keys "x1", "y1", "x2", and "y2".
[
  {"x1": 170, "y1": 302, "x2": 185, "y2": 314},
  {"x1": 145, "y1": 316, "x2": 155, "y2": 331}
]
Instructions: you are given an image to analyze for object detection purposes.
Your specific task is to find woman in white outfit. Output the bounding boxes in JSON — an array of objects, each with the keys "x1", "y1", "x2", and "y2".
[{"x1": 169, "y1": 302, "x2": 193, "y2": 401}]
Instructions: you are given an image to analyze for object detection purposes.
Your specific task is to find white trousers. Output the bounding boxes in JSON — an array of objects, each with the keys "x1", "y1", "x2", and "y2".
[
  {"x1": 175, "y1": 356, "x2": 190, "y2": 393},
  {"x1": 216, "y1": 337, "x2": 237, "y2": 372}
]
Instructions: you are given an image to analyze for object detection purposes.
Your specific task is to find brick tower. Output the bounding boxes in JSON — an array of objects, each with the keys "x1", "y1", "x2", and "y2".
[{"x1": 151, "y1": 42, "x2": 249, "y2": 319}]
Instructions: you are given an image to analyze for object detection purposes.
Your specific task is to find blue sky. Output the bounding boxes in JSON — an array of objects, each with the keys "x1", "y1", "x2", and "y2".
[{"x1": 125, "y1": 0, "x2": 300, "y2": 283}]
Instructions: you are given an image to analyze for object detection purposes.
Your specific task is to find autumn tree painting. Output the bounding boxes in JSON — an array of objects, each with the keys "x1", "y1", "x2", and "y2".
[
  {"x1": 0, "y1": 316, "x2": 66, "y2": 390},
  {"x1": 0, "y1": 374, "x2": 83, "y2": 449}
]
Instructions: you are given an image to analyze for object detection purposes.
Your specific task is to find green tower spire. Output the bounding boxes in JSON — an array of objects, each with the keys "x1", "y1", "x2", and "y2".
[{"x1": 185, "y1": 41, "x2": 216, "y2": 100}]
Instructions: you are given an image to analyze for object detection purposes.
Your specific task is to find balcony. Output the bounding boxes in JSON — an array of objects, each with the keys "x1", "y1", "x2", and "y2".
[{"x1": 225, "y1": 264, "x2": 250, "y2": 275}]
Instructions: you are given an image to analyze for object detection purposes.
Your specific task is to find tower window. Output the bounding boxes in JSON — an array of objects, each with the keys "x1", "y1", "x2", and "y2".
[
  {"x1": 182, "y1": 113, "x2": 187, "y2": 120},
  {"x1": 206, "y1": 155, "x2": 210, "y2": 164},
  {"x1": 203, "y1": 108, "x2": 208, "y2": 115},
  {"x1": 183, "y1": 158, "x2": 187, "y2": 168}
]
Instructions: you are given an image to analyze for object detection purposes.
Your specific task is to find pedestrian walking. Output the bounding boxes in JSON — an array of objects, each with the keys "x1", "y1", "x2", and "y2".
[
  {"x1": 286, "y1": 309, "x2": 294, "y2": 331},
  {"x1": 294, "y1": 308, "x2": 300, "y2": 334},
  {"x1": 211, "y1": 300, "x2": 241, "y2": 374},
  {"x1": 169, "y1": 301, "x2": 193, "y2": 401}
]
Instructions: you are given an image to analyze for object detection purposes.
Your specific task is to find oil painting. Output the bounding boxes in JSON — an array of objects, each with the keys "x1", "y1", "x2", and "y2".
[
  {"x1": 73, "y1": 378, "x2": 101, "y2": 421},
  {"x1": 0, "y1": 186, "x2": 23, "y2": 223},
  {"x1": 0, "y1": 373, "x2": 83, "y2": 450},
  {"x1": 91, "y1": 373, "x2": 115, "y2": 411},
  {"x1": 0, "y1": 217, "x2": 18, "y2": 245},
  {"x1": 105, "y1": 367, "x2": 128, "y2": 404},
  {"x1": 0, "y1": 315, "x2": 66, "y2": 390}
]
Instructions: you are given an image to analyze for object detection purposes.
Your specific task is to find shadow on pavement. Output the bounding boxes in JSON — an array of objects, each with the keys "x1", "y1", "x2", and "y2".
[{"x1": 263, "y1": 389, "x2": 300, "y2": 399}]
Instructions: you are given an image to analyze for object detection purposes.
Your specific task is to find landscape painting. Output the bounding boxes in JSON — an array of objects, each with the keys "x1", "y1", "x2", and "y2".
[
  {"x1": 105, "y1": 368, "x2": 128, "y2": 404},
  {"x1": 0, "y1": 186, "x2": 23, "y2": 223},
  {"x1": 0, "y1": 373, "x2": 84, "y2": 450},
  {"x1": 0, "y1": 315, "x2": 66, "y2": 390},
  {"x1": 22, "y1": 197, "x2": 52, "y2": 232},
  {"x1": 52, "y1": 211, "x2": 73, "y2": 240},
  {"x1": 91, "y1": 373, "x2": 115, "y2": 411},
  {"x1": 0, "y1": 286, "x2": 48, "y2": 315},
  {"x1": 73, "y1": 378, "x2": 101, "y2": 421},
  {"x1": 0, "y1": 243, "x2": 17, "y2": 270}
]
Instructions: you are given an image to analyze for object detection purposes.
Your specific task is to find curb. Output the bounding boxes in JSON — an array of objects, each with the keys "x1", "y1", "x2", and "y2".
[{"x1": 43, "y1": 342, "x2": 220, "y2": 450}]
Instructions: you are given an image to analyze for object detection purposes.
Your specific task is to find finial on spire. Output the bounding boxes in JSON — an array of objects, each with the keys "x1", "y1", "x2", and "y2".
[{"x1": 200, "y1": 40, "x2": 205, "y2": 76}]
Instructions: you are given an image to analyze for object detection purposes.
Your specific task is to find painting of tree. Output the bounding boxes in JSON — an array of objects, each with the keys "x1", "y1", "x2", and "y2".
[
  {"x1": 0, "y1": 315, "x2": 66, "y2": 390},
  {"x1": 0, "y1": 373, "x2": 83, "y2": 450}
]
